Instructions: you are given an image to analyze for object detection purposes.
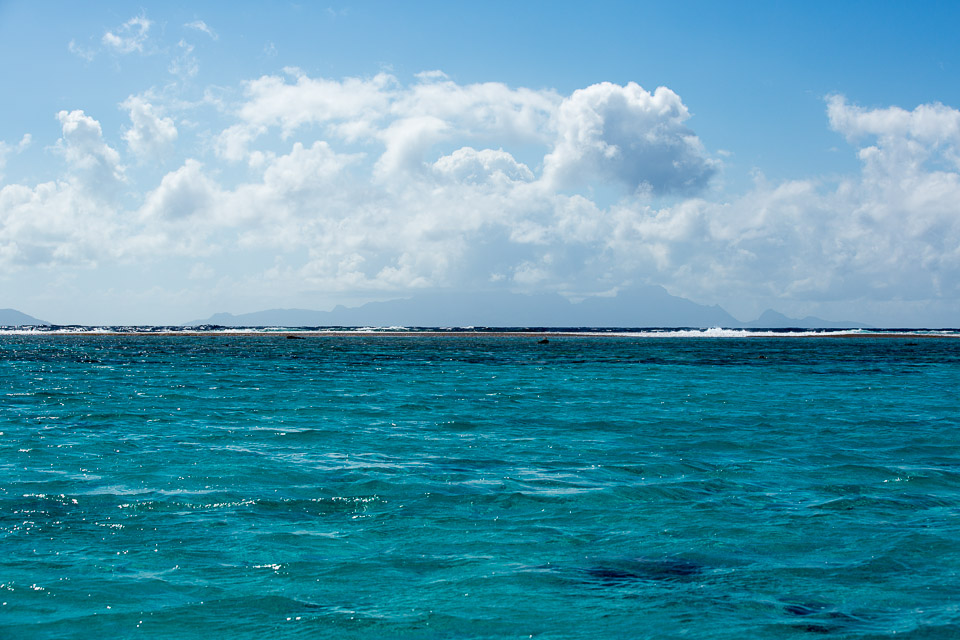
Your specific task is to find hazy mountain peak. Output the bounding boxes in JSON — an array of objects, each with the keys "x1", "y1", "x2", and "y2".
[
  {"x1": 745, "y1": 309, "x2": 869, "y2": 329},
  {"x1": 0, "y1": 309, "x2": 49, "y2": 326}
]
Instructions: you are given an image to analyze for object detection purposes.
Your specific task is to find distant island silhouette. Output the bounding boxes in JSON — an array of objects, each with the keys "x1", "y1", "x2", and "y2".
[
  {"x1": 1, "y1": 288, "x2": 870, "y2": 329},
  {"x1": 184, "y1": 287, "x2": 868, "y2": 329}
]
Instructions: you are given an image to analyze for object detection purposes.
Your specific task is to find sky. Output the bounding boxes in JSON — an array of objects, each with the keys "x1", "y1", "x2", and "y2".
[{"x1": 1, "y1": 1, "x2": 960, "y2": 326}]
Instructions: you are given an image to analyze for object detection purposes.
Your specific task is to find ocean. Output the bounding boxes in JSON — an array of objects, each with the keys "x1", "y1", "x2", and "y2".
[{"x1": 2, "y1": 330, "x2": 960, "y2": 638}]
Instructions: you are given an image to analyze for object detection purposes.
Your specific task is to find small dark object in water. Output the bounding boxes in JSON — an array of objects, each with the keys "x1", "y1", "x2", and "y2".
[
  {"x1": 584, "y1": 557, "x2": 703, "y2": 587},
  {"x1": 585, "y1": 567, "x2": 643, "y2": 586},
  {"x1": 798, "y1": 624, "x2": 832, "y2": 634},
  {"x1": 784, "y1": 604, "x2": 820, "y2": 616},
  {"x1": 286, "y1": 335, "x2": 305, "y2": 340},
  {"x1": 757, "y1": 355, "x2": 768, "y2": 359},
  {"x1": 538, "y1": 338, "x2": 550, "y2": 344}
]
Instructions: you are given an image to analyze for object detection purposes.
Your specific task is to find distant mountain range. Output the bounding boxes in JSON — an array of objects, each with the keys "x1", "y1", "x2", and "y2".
[
  {"x1": 0, "y1": 288, "x2": 869, "y2": 329},
  {"x1": 0, "y1": 308, "x2": 48, "y2": 326},
  {"x1": 185, "y1": 287, "x2": 869, "y2": 329},
  {"x1": 740, "y1": 309, "x2": 867, "y2": 329}
]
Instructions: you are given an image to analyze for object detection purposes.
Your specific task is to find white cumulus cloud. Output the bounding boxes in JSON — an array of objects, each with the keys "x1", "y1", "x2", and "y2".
[
  {"x1": 56, "y1": 110, "x2": 125, "y2": 190},
  {"x1": 828, "y1": 95, "x2": 960, "y2": 148},
  {"x1": 433, "y1": 147, "x2": 534, "y2": 185},
  {"x1": 543, "y1": 82, "x2": 717, "y2": 195},
  {"x1": 140, "y1": 159, "x2": 218, "y2": 222},
  {"x1": 0, "y1": 180, "x2": 120, "y2": 268},
  {"x1": 121, "y1": 95, "x2": 178, "y2": 159},
  {"x1": 375, "y1": 116, "x2": 450, "y2": 178},
  {"x1": 238, "y1": 69, "x2": 396, "y2": 136}
]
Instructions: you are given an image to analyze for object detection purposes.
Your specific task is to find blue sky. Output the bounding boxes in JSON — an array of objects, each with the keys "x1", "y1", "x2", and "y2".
[{"x1": 2, "y1": 1, "x2": 960, "y2": 325}]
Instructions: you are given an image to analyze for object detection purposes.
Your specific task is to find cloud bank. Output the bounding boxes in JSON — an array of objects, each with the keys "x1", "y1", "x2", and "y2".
[{"x1": 3, "y1": 58, "x2": 960, "y2": 323}]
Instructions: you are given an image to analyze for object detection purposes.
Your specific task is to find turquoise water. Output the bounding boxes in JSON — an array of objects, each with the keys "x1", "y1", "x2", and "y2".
[{"x1": 3, "y1": 335, "x2": 960, "y2": 638}]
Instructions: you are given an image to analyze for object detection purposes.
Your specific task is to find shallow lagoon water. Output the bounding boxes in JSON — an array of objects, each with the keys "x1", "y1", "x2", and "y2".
[{"x1": 2, "y1": 334, "x2": 960, "y2": 638}]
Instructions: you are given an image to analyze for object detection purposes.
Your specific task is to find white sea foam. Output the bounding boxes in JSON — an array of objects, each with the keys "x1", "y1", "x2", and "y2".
[
  {"x1": 565, "y1": 327, "x2": 870, "y2": 338},
  {"x1": 0, "y1": 326, "x2": 957, "y2": 337}
]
